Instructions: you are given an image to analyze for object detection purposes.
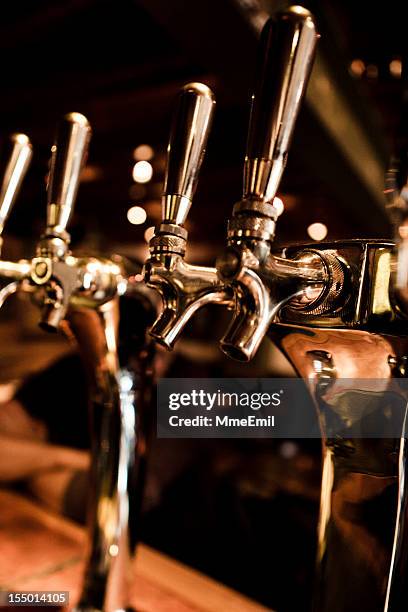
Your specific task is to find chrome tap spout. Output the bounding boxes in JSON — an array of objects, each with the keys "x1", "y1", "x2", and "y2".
[
  {"x1": 217, "y1": 246, "x2": 328, "y2": 360},
  {"x1": 145, "y1": 252, "x2": 232, "y2": 349},
  {"x1": 143, "y1": 81, "x2": 227, "y2": 347},
  {"x1": 213, "y1": 6, "x2": 321, "y2": 361}
]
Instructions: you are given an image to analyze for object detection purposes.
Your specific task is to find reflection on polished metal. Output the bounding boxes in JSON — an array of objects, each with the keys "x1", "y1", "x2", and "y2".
[
  {"x1": 28, "y1": 114, "x2": 120, "y2": 332},
  {"x1": 0, "y1": 133, "x2": 32, "y2": 249},
  {"x1": 163, "y1": 82, "x2": 215, "y2": 227},
  {"x1": 0, "y1": 133, "x2": 32, "y2": 300},
  {"x1": 385, "y1": 135, "x2": 408, "y2": 313},
  {"x1": 46, "y1": 112, "x2": 91, "y2": 241},
  {"x1": 220, "y1": 8, "x2": 408, "y2": 612},
  {"x1": 0, "y1": 114, "x2": 155, "y2": 612},
  {"x1": 144, "y1": 81, "x2": 233, "y2": 349},
  {"x1": 216, "y1": 8, "x2": 408, "y2": 610},
  {"x1": 142, "y1": 6, "x2": 408, "y2": 612},
  {"x1": 216, "y1": 6, "x2": 321, "y2": 362},
  {"x1": 243, "y1": 6, "x2": 317, "y2": 208}
]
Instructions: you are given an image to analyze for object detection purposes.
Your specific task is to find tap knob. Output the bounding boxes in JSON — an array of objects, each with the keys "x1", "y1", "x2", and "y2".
[
  {"x1": 46, "y1": 112, "x2": 91, "y2": 242},
  {"x1": 243, "y1": 6, "x2": 318, "y2": 207},
  {"x1": 0, "y1": 133, "x2": 32, "y2": 242},
  {"x1": 161, "y1": 82, "x2": 215, "y2": 231}
]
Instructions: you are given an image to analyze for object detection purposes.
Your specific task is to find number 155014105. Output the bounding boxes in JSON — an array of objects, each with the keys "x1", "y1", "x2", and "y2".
[{"x1": 0, "y1": 591, "x2": 69, "y2": 606}]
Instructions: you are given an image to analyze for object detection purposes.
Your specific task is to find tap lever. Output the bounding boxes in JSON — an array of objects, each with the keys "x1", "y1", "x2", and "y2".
[
  {"x1": 0, "y1": 133, "x2": 32, "y2": 244},
  {"x1": 45, "y1": 112, "x2": 91, "y2": 244},
  {"x1": 242, "y1": 6, "x2": 318, "y2": 212},
  {"x1": 155, "y1": 82, "x2": 215, "y2": 248}
]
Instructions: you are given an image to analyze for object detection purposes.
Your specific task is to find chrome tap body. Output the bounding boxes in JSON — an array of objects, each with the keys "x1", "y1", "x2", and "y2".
[
  {"x1": 142, "y1": 6, "x2": 408, "y2": 612},
  {"x1": 214, "y1": 10, "x2": 408, "y2": 611},
  {"x1": 0, "y1": 133, "x2": 32, "y2": 304},
  {"x1": 216, "y1": 7, "x2": 324, "y2": 361},
  {"x1": 145, "y1": 250, "x2": 231, "y2": 349},
  {"x1": 144, "y1": 82, "x2": 234, "y2": 349},
  {"x1": 0, "y1": 115, "x2": 155, "y2": 612}
]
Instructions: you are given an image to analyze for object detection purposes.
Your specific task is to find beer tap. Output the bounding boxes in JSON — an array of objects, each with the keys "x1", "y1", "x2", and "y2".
[
  {"x1": 143, "y1": 6, "x2": 408, "y2": 612},
  {"x1": 30, "y1": 113, "x2": 154, "y2": 612},
  {"x1": 0, "y1": 133, "x2": 32, "y2": 304},
  {"x1": 215, "y1": 6, "x2": 341, "y2": 361},
  {"x1": 144, "y1": 82, "x2": 233, "y2": 349},
  {"x1": 0, "y1": 133, "x2": 32, "y2": 254},
  {"x1": 30, "y1": 113, "x2": 123, "y2": 331},
  {"x1": 213, "y1": 11, "x2": 408, "y2": 611},
  {"x1": 0, "y1": 113, "x2": 154, "y2": 611}
]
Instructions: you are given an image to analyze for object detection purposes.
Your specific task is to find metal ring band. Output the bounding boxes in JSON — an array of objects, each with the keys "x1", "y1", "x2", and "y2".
[
  {"x1": 232, "y1": 199, "x2": 278, "y2": 220},
  {"x1": 150, "y1": 233, "x2": 186, "y2": 255}
]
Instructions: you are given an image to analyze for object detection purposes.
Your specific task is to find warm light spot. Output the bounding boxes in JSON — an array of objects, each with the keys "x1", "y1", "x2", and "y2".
[
  {"x1": 109, "y1": 544, "x2": 119, "y2": 557},
  {"x1": 273, "y1": 197, "x2": 284, "y2": 217},
  {"x1": 307, "y1": 222, "x2": 328, "y2": 241},
  {"x1": 280, "y1": 441, "x2": 298, "y2": 459},
  {"x1": 14, "y1": 134, "x2": 30, "y2": 145},
  {"x1": 127, "y1": 205, "x2": 147, "y2": 225},
  {"x1": 133, "y1": 144, "x2": 154, "y2": 161},
  {"x1": 389, "y1": 59, "x2": 402, "y2": 78},
  {"x1": 81, "y1": 165, "x2": 102, "y2": 182},
  {"x1": 144, "y1": 226, "x2": 155, "y2": 243},
  {"x1": 366, "y1": 64, "x2": 378, "y2": 79},
  {"x1": 349, "y1": 59, "x2": 365, "y2": 78},
  {"x1": 132, "y1": 160, "x2": 153, "y2": 183}
]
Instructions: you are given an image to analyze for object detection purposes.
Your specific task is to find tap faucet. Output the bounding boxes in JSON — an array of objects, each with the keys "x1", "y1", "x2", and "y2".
[
  {"x1": 215, "y1": 6, "x2": 334, "y2": 361},
  {"x1": 214, "y1": 9, "x2": 408, "y2": 612},
  {"x1": 143, "y1": 6, "x2": 408, "y2": 612},
  {"x1": 29, "y1": 113, "x2": 123, "y2": 331},
  {"x1": 0, "y1": 114, "x2": 155, "y2": 612},
  {"x1": 0, "y1": 133, "x2": 32, "y2": 305},
  {"x1": 0, "y1": 133, "x2": 32, "y2": 254},
  {"x1": 143, "y1": 82, "x2": 233, "y2": 349}
]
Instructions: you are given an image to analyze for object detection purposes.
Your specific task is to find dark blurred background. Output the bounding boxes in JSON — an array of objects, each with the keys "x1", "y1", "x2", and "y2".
[
  {"x1": 0, "y1": 1, "x2": 406, "y2": 611},
  {"x1": 0, "y1": 0, "x2": 406, "y2": 256}
]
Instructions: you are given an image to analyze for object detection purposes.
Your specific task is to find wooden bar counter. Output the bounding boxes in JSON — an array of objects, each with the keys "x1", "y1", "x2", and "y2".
[{"x1": 0, "y1": 489, "x2": 269, "y2": 611}]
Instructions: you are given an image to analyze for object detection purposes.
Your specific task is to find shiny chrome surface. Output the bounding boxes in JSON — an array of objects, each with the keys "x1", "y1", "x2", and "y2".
[
  {"x1": 0, "y1": 114, "x2": 155, "y2": 612},
  {"x1": 142, "y1": 9, "x2": 324, "y2": 358},
  {"x1": 144, "y1": 81, "x2": 230, "y2": 348},
  {"x1": 270, "y1": 325, "x2": 408, "y2": 612},
  {"x1": 0, "y1": 281, "x2": 19, "y2": 308},
  {"x1": 29, "y1": 113, "x2": 122, "y2": 331},
  {"x1": 30, "y1": 253, "x2": 123, "y2": 331},
  {"x1": 385, "y1": 142, "x2": 408, "y2": 314},
  {"x1": 217, "y1": 246, "x2": 328, "y2": 361},
  {"x1": 0, "y1": 134, "x2": 32, "y2": 291},
  {"x1": 243, "y1": 6, "x2": 317, "y2": 207},
  {"x1": 139, "y1": 6, "x2": 408, "y2": 610},
  {"x1": 214, "y1": 7, "x2": 323, "y2": 360},
  {"x1": 67, "y1": 295, "x2": 155, "y2": 612},
  {"x1": 0, "y1": 133, "x2": 32, "y2": 251},
  {"x1": 68, "y1": 302, "x2": 124, "y2": 612},
  {"x1": 163, "y1": 82, "x2": 215, "y2": 228},
  {"x1": 45, "y1": 112, "x2": 91, "y2": 243},
  {"x1": 145, "y1": 252, "x2": 232, "y2": 349},
  {"x1": 0, "y1": 259, "x2": 31, "y2": 281}
]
